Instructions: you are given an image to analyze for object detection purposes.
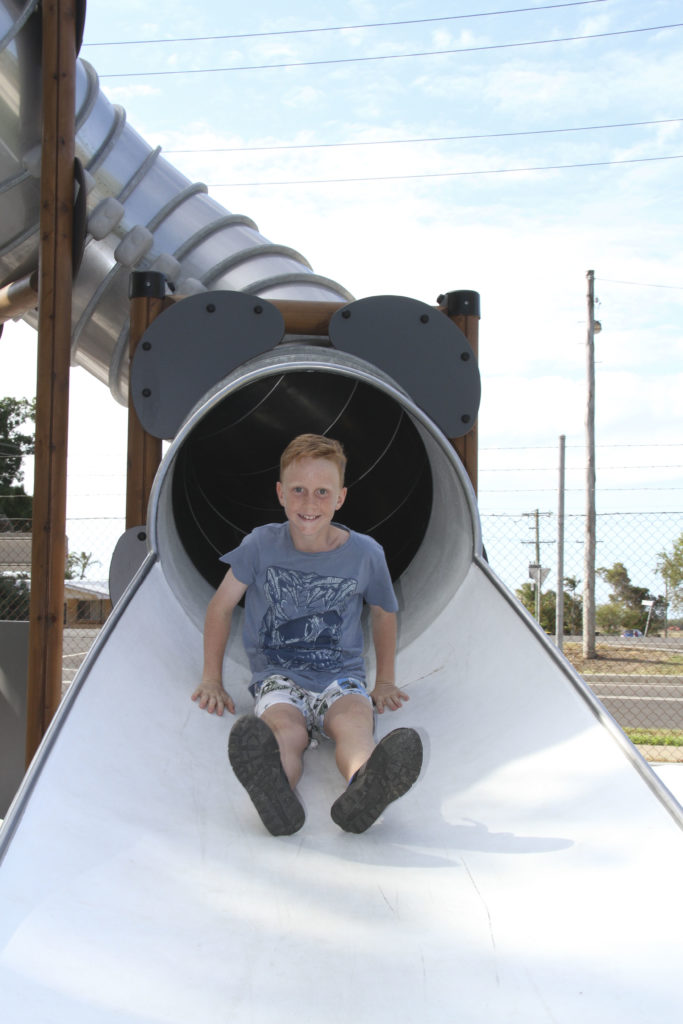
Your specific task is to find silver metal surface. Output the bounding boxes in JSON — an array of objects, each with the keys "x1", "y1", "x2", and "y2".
[{"x1": 0, "y1": 1, "x2": 351, "y2": 402}]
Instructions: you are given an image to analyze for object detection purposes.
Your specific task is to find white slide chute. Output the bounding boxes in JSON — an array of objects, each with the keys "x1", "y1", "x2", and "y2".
[{"x1": 0, "y1": 5, "x2": 681, "y2": 1022}]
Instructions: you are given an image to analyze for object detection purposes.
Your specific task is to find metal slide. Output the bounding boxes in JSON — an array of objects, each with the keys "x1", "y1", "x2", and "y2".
[{"x1": 1, "y1": 5, "x2": 682, "y2": 1022}]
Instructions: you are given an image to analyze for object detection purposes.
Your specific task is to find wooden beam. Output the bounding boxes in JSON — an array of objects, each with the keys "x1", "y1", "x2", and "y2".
[
  {"x1": 438, "y1": 291, "x2": 480, "y2": 495},
  {"x1": 267, "y1": 298, "x2": 347, "y2": 336},
  {"x1": 125, "y1": 275, "x2": 168, "y2": 528},
  {"x1": 25, "y1": 0, "x2": 77, "y2": 764}
]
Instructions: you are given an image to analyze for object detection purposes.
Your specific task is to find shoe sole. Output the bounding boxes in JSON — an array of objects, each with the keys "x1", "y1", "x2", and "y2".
[
  {"x1": 228, "y1": 716, "x2": 305, "y2": 836},
  {"x1": 330, "y1": 727, "x2": 423, "y2": 834}
]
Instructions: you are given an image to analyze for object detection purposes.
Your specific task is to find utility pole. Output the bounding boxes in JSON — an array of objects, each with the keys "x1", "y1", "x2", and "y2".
[
  {"x1": 582, "y1": 270, "x2": 597, "y2": 658},
  {"x1": 556, "y1": 434, "x2": 566, "y2": 651},
  {"x1": 525, "y1": 509, "x2": 552, "y2": 623}
]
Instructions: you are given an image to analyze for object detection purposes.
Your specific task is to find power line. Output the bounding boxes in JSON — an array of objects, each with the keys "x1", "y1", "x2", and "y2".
[
  {"x1": 207, "y1": 153, "x2": 683, "y2": 188},
  {"x1": 481, "y1": 443, "x2": 683, "y2": 451},
  {"x1": 163, "y1": 117, "x2": 683, "y2": 156},
  {"x1": 598, "y1": 277, "x2": 683, "y2": 292},
  {"x1": 84, "y1": 2, "x2": 607, "y2": 47},
  {"x1": 481, "y1": 465, "x2": 683, "y2": 472},
  {"x1": 99, "y1": 23, "x2": 683, "y2": 79}
]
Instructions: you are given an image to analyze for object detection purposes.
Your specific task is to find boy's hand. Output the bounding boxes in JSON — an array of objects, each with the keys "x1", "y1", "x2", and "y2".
[
  {"x1": 370, "y1": 680, "x2": 410, "y2": 714},
  {"x1": 191, "y1": 679, "x2": 236, "y2": 716}
]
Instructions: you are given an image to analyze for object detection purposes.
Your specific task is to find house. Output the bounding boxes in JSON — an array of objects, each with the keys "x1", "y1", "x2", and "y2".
[{"x1": 63, "y1": 580, "x2": 112, "y2": 627}]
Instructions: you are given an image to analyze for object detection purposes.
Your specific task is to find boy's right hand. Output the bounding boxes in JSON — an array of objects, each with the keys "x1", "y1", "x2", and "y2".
[{"x1": 191, "y1": 679, "x2": 236, "y2": 716}]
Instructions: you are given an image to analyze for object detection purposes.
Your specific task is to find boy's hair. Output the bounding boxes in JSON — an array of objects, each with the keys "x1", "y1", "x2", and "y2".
[{"x1": 280, "y1": 434, "x2": 347, "y2": 485}]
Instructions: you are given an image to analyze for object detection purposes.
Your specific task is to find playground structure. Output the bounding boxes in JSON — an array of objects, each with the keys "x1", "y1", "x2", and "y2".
[{"x1": 1, "y1": 3, "x2": 683, "y2": 1022}]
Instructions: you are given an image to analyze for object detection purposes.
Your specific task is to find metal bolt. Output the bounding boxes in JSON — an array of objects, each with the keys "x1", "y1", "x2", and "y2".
[
  {"x1": 461, "y1": 414, "x2": 471, "y2": 424},
  {"x1": 341, "y1": 309, "x2": 351, "y2": 319},
  {"x1": 254, "y1": 304, "x2": 263, "y2": 314},
  {"x1": 420, "y1": 314, "x2": 430, "y2": 324},
  {"x1": 137, "y1": 531, "x2": 147, "y2": 541},
  {"x1": 460, "y1": 351, "x2": 470, "y2": 361},
  {"x1": 142, "y1": 341, "x2": 151, "y2": 351},
  {"x1": 142, "y1": 388, "x2": 152, "y2": 398},
  {"x1": 206, "y1": 303, "x2": 216, "y2": 313}
]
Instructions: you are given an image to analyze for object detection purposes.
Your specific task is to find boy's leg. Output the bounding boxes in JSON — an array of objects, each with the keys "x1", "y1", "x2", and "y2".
[
  {"x1": 322, "y1": 694, "x2": 376, "y2": 781},
  {"x1": 228, "y1": 707, "x2": 307, "y2": 836},
  {"x1": 260, "y1": 702, "x2": 310, "y2": 788},
  {"x1": 327, "y1": 701, "x2": 423, "y2": 834}
]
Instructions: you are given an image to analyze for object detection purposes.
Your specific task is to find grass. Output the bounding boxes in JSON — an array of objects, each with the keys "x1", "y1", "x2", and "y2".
[
  {"x1": 563, "y1": 641, "x2": 682, "y2": 676},
  {"x1": 562, "y1": 641, "x2": 683, "y2": 748},
  {"x1": 625, "y1": 729, "x2": 683, "y2": 747}
]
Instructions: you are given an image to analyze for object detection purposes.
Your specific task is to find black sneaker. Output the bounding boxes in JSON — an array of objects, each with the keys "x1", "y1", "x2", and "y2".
[
  {"x1": 228, "y1": 716, "x2": 305, "y2": 836},
  {"x1": 330, "y1": 728, "x2": 423, "y2": 833}
]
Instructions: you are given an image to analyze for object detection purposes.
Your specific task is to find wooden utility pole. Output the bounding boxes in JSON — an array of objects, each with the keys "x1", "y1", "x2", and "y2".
[
  {"x1": 582, "y1": 270, "x2": 597, "y2": 659},
  {"x1": 25, "y1": 0, "x2": 78, "y2": 763}
]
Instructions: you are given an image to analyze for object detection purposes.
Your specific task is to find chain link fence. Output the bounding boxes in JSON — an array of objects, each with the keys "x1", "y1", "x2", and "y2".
[
  {"x1": 1, "y1": 510, "x2": 682, "y2": 757},
  {"x1": 481, "y1": 509, "x2": 683, "y2": 758}
]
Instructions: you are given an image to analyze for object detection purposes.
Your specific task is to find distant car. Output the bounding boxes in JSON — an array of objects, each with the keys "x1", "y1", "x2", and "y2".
[{"x1": 622, "y1": 629, "x2": 643, "y2": 638}]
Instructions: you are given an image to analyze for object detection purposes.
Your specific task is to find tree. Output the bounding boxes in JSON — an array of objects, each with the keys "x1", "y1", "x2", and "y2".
[
  {"x1": 515, "y1": 582, "x2": 581, "y2": 635},
  {"x1": 561, "y1": 576, "x2": 583, "y2": 635},
  {"x1": 66, "y1": 551, "x2": 101, "y2": 580},
  {"x1": 657, "y1": 533, "x2": 683, "y2": 614},
  {"x1": 0, "y1": 396, "x2": 35, "y2": 530},
  {"x1": 0, "y1": 573, "x2": 30, "y2": 620},
  {"x1": 596, "y1": 561, "x2": 654, "y2": 633}
]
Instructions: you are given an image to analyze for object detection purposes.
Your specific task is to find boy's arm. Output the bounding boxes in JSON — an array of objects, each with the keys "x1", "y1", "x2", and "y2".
[
  {"x1": 368, "y1": 605, "x2": 409, "y2": 713},
  {"x1": 191, "y1": 568, "x2": 248, "y2": 716}
]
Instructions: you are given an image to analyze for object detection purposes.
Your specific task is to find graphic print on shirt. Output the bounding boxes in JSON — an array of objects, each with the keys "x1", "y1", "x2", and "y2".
[{"x1": 260, "y1": 566, "x2": 358, "y2": 673}]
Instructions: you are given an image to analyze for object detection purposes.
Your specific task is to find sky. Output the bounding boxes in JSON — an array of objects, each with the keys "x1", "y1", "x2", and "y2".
[{"x1": 1, "y1": 0, "x2": 682, "y2": 595}]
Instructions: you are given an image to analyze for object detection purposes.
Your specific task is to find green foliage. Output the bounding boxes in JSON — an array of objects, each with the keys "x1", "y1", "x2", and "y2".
[
  {"x1": 0, "y1": 396, "x2": 35, "y2": 529},
  {"x1": 0, "y1": 573, "x2": 30, "y2": 620},
  {"x1": 596, "y1": 561, "x2": 655, "y2": 633},
  {"x1": 657, "y1": 533, "x2": 683, "y2": 613},
  {"x1": 515, "y1": 581, "x2": 582, "y2": 634},
  {"x1": 625, "y1": 729, "x2": 683, "y2": 747},
  {"x1": 65, "y1": 551, "x2": 100, "y2": 580}
]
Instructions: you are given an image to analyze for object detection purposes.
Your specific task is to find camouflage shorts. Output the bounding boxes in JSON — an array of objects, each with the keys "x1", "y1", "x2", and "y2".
[{"x1": 252, "y1": 674, "x2": 372, "y2": 738}]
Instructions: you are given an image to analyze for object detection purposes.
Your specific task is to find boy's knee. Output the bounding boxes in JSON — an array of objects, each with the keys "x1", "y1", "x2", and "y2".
[
  {"x1": 262, "y1": 705, "x2": 309, "y2": 748},
  {"x1": 324, "y1": 695, "x2": 374, "y2": 738}
]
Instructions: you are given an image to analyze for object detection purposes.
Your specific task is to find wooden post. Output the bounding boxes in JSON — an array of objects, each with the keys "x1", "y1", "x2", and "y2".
[
  {"x1": 25, "y1": 0, "x2": 77, "y2": 764},
  {"x1": 438, "y1": 290, "x2": 480, "y2": 495},
  {"x1": 126, "y1": 273, "x2": 167, "y2": 529},
  {"x1": 269, "y1": 298, "x2": 346, "y2": 336}
]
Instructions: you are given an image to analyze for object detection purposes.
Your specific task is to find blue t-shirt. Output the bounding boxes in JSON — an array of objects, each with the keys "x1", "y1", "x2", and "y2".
[{"x1": 220, "y1": 522, "x2": 398, "y2": 693}]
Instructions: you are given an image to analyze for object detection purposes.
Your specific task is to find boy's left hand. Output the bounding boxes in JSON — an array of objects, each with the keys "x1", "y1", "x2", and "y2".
[{"x1": 370, "y1": 680, "x2": 410, "y2": 713}]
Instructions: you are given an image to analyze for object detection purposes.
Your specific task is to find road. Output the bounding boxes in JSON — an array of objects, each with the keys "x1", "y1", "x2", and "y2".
[{"x1": 584, "y1": 674, "x2": 683, "y2": 731}]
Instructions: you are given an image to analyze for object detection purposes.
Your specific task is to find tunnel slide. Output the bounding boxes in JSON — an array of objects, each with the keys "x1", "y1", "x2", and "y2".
[{"x1": 0, "y1": 4, "x2": 682, "y2": 1022}]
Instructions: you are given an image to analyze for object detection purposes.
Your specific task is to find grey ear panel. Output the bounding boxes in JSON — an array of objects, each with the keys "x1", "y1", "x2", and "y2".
[
  {"x1": 109, "y1": 527, "x2": 149, "y2": 606},
  {"x1": 328, "y1": 295, "x2": 480, "y2": 438},
  {"x1": 131, "y1": 291, "x2": 286, "y2": 439}
]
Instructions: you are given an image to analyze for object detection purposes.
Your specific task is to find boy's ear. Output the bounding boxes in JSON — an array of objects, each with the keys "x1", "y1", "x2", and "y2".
[
  {"x1": 276, "y1": 481, "x2": 285, "y2": 506},
  {"x1": 336, "y1": 487, "x2": 348, "y2": 509}
]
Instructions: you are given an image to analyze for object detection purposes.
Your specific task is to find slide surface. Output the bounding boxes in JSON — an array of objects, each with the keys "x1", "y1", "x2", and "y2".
[
  {"x1": 1, "y1": 550, "x2": 681, "y2": 1022},
  {"x1": 1, "y1": 6, "x2": 682, "y2": 1020}
]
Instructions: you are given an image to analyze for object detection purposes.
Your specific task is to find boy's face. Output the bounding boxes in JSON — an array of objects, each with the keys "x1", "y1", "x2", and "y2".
[{"x1": 277, "y1": 456, "x2": 347, "y2": 549}]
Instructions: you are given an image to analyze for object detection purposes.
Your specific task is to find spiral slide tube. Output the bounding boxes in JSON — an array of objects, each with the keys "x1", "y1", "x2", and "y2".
[{"x1": 1, "y1": 3, "x2": 682, "y2": 1023}]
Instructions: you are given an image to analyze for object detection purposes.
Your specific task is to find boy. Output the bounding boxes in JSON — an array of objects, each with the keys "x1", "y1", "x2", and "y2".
[{"x1": 191, "y1": 434, "x2": 422, "y2": 836}]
